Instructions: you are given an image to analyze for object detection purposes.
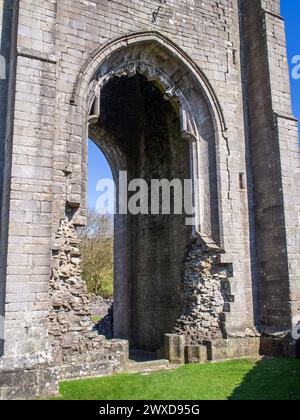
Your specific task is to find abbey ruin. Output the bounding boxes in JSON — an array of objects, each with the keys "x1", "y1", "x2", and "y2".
[{"x1": 0, "y1": 0, "x2": 299, "y2": 399}]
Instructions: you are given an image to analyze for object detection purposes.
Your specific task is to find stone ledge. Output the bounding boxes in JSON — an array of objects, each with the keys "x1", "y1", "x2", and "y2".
[
  {"x1": 163, "y1": 334, "x2": 261, "y2": 365},
  {"x1": 0, "y1": 358, "x2": 127, "y2": 400},
  {"x1": 260, "y1": 336, "x2": 299, "y2": 359},
  {"x1": 206, "y1": 337, "x2": 261, "y2": 362},
  {"x1": 17, "y1": 47, "x2": 57, "y2": 64},
  {"x1": 0, "y1": 339, "x2": 129, "y2": 400}
]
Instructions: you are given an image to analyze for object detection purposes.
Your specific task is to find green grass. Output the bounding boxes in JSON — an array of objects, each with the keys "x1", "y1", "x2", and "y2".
[
  {"x1": 52, "y1": 358, "x2": 300, "y2": 401},
  {"x1": 91, "y1": 315, "x2": 102, "y2": 323}
]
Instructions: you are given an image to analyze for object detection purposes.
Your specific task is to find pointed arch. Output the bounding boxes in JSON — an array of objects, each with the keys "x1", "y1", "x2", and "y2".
[
  {"x1": 71, "y1": 31, "x2": 227, "y2": 138},
  {"x1": 70, "y1": 31, "x2": 230, "y2": 250}
]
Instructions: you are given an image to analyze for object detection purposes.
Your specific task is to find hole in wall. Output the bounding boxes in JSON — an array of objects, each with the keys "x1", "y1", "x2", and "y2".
[{"x1": 239, "y1": 172, "x2": 246, "y2": 190}]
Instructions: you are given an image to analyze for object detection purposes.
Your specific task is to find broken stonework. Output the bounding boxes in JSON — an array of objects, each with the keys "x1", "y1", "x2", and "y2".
[
  {"x1": 49, "y1": 216, "x2": 113, "y2": 364},
  {"x1": 89, "y1": 295, "x2": 113, "y2": 321},
  {"x1": 89, "y1": 295, "x2": 114, "y2": 339},
  {"x1": 174, "y1": 245, "x2": 229, "y2": 345},
  {"x1": 0, "y1": 1, "x2": 299, "y2": 400}
]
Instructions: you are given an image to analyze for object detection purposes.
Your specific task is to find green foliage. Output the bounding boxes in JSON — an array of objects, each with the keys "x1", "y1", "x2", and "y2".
[
  {"x1": 92, "y1": 315, "x2": 102, "y2": 323},
  {"x1": 53, "y1": 359, "x2": 300, "y2": 401},
  {"x1": 79, "y1": 210, "x2": 114, "y2": 299},
  {"x1": 80, "y1": 237, "x2": 114, "y2": 298}
]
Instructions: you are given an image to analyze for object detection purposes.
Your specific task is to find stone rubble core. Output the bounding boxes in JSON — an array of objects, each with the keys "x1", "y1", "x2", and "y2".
[
  {"x1": 174, "y1": 245, "x2": 228, "y2": 344},
  {"x1": 49, "y1": 216, "x2": 114, "y2": 364},
  {"x1": 174, "y1": 243, "x2": 260, "y2": 345}
]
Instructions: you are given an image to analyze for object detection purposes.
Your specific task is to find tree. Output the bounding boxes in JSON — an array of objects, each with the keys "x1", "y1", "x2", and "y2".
[{"x1": 78, "y1": 209, "x2": 114, "y2": 298}]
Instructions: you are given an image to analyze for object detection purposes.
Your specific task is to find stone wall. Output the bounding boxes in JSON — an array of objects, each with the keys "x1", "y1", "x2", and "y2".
[
  {"x1": 0, "y1": 1, "x2": 298, "y2": 398},
  {"x1": 0, "y1": 0, "x2": 254, "y2": 363},
  {"x1": 90, "y1": 295, "x2": 113, "y2": 339},
  {"x1": 55, "y1": 0, "x2": 256, "y2": 343},
  {"x1": 241, "y1": 0, "x2": 300, "y2": 336},
  {"x1": 0, "y1": 0, "x2": 13, "y2": 215},
  {"x1": 174, "y1": 245, "x2": 229, "y2": 344},
  {"x1": 49, "y1": 211, "x2": 112, "y2": 364},
  {"x1": 0, "y1": 338, "x2": 128, "y2": 400},
  {"x1": 0, "y1": 0, "x2": 17, "y2": 358}
]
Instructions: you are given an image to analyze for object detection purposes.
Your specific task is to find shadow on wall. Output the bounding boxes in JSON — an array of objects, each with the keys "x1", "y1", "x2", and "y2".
[
  {"x1": 0, "y1": 0, "x2": 14, "y2": 198},
  {"x1": 0, "y1": 0, "x2": 13, "y2": 90},
  {"x1": 0, "y1": 0, "x2": 14, "y2": 359},
  {"x1": 297, "y1": 340, "x2": 300, "y2": 359},
  {"x1": 229, "y1": 358, "x2": 300, "y2": 401}
]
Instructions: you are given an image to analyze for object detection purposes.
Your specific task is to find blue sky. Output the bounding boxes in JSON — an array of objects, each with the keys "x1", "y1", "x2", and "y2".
[
  {"x1": 88, "y1": 1, "x2": 300, "y2": 210},
  {"x1": 281, "y1": 0, "x2": 300, "y2": 127}
]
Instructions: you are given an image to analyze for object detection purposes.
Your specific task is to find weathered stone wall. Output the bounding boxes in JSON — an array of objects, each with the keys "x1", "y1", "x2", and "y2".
[
  {"x1": 0, "y1": 0, "x2": 14, "y2": 214},
  {"x1": 0, "y1": 338, "x2": 129, "y2": 399},
  {"x1": 175, "y1": 245, "x2": 229, "y2": 344},
  {"x1": 49, "y1": 213, "x2": 111, "y2": 364},
  {"x1": 0, "y1": 0, "x2": 56, "y2": 363},
  {"x1": 0, "y1": 0, "x2": 17, "y2": 358},
  {"x1": 90, "y1": 295, "x2": 113, "y2": 339},
  {"x1": 0, "y1": 0, "x2": 251, "y2": 363},
  {"x1": 241, "y1": 0, "x2": 300, "y2": 336},
  {"x1": 174, "y1": 242, "x2": 259, "y2": 344},
  {"x1": 0, "y1": 211, "x2": 129, "y2": 399},
  {"x1": 0, "y1": 0, "x2": 298, "y2": 389}
]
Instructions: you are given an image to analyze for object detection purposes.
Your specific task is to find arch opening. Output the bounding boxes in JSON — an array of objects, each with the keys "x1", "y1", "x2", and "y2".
[
  {"x1": 89, "y1": 74, "x2": 193, "y2": 352},
  {"x1": 77, "y1": 35, "x2": 227, "y2": 355},
  {"x1": 79, "y1": 141, "x2": 115, "y2": 339}
]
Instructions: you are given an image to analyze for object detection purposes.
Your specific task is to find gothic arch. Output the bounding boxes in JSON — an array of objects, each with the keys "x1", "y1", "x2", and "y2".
[
  {"x1": 71, "y1": 31, "x2": 229, "y2": 249},
  {"x1": 72, "y1": 31, "x2": 227, "y2": 138}
]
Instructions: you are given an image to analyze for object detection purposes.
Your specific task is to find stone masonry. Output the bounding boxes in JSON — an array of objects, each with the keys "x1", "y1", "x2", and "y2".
[
  {"x1": 0, "y1": 0, "x2": 299, "y2": 399},
  {"x1": 175, "y1": 244, "x2": 229, "y2": 344},
  {"x1": 49, "y1": 211, "x2": 110, "y2": 364}
]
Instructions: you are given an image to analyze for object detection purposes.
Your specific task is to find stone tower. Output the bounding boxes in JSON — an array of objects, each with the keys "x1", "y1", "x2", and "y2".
[{"x1": 0, "y1": 0, "x2": 299, "y2": 399}]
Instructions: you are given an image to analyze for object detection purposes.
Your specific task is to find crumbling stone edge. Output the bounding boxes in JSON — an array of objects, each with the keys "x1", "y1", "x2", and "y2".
[
  {"x1": 0, "y1": 339, "x2": 129, "y2": 400},
  {"x1": 1, "y1": 334, "x2": 299, "y2": 400}
]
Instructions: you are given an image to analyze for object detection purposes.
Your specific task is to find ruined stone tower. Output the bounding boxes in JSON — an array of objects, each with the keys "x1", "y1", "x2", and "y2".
[{"x1": 0, "y1": 0, "x2": 299, "y2": 399}]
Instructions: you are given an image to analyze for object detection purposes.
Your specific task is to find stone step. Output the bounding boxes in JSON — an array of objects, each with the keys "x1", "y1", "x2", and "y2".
[{"x1": 127, "y1": 359, "x2": 177, "y2": 374}]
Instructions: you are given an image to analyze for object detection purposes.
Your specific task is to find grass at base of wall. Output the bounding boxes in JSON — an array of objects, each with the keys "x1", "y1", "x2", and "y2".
[{"x1": 52, "y1": 358, "x2": 300, "y2": 401}]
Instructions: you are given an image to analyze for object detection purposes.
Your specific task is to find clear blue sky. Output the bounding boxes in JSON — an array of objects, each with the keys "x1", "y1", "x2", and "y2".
[
  {"x1": 88, "y1": 1, "x2": 300, "y2": 210},
  {"x1": 281, "y1": 0, "x2": 300, "y2": 127}
]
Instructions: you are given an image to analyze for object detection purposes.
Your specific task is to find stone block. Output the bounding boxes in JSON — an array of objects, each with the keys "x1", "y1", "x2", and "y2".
[
  {"x1": 164, "y1": 334, "x2": 185, "y2": 365},
  {"x1": 185, "y1": 345, "x2": 208, "y2": 364},
  {"x1": 206, "y1": 337, "x2": 261, "y2": 361},
  {"x1": 260, "y1": 337, "x2": 298, "y2": 358}
]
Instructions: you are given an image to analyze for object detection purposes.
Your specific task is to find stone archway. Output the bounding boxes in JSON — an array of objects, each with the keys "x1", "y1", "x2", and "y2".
[
  {"x1": 90, "y1": 73, "x2": 193, "y2": 352},
  {"x1": 46, "y1": 29, "x2": 236, "y2": 366},
  {"x1": 66, "y1": 32, "x2": 233, "y2": 353},
  {"x1": 0, "y1": 2, "x2": 298, "y2": 399},
  {"x1": 71, "y1": 31, "x2": 228, "y2": 249}
]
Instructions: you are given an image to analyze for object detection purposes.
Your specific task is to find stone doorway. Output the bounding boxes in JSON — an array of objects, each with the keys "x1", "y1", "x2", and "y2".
[{"x1": 89, "y1": 74, "x2": 193, "y2": 354}]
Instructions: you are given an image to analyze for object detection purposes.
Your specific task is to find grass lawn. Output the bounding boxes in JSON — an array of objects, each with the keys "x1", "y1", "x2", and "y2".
[{"x1": 53, "y1": 358, "x2": 300, "y2": 400}]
